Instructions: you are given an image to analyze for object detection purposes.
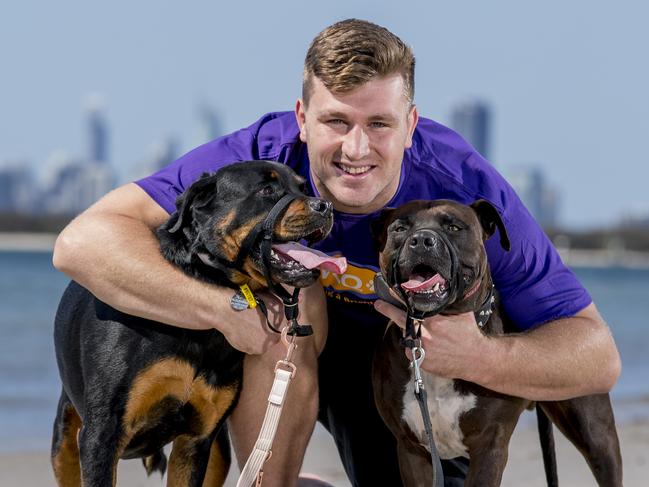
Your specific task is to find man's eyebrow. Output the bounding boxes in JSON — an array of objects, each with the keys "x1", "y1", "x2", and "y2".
[
  {"x1": 368, "y1": 113, "x2": 399, "y2": 123},
  {"x1": 317, "y1": 110, "x2": 348, "y2": 119},
  {"x1": 317, "y1": 111, "x2": 400, "y2": 123}
]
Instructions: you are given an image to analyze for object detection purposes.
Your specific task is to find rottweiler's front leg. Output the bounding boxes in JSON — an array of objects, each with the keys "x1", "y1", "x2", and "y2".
[
  {"x1": 78, "y1": 413, "x2": 122, "y2": 487},
  {"x1": 51, "y1": 390, "x2": 81, "y2": 487},
  {"x1": 167, "y1": 429, "x2": 228, "y2": 487}
]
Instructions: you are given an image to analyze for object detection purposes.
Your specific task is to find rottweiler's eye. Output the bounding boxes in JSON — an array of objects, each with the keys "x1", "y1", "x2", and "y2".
[
  {"x1": 394, "y1": 225, "x2": 408, "y2": 233},
  {"x1": 447, "y1": 224, "x2": 461, "y2": 232},
  {"x1": 258, "y1": 185, "x2": 275, "y2": 196}
]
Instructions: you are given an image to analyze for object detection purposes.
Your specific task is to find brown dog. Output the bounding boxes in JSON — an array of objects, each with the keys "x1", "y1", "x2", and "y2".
[{"x1": 371, "y1": 199, "x2": 622, "y2": 486}]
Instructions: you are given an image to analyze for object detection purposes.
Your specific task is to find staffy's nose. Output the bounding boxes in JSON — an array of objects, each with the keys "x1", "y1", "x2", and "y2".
[
  {"x1": 409, "y1": 230, "x2": 437, "y2": 251},
  {"x1": 308, "y1": 198, "x2": 332, "y2": 216}
]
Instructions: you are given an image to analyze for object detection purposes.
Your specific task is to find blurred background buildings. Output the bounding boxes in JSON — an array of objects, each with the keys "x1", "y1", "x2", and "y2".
[
  {"x1": 1, "y1": 94, "x2": 648, "y2": 237},
  {"x1": 0, "y1": 100, "x2": 221, "y2": 217}
]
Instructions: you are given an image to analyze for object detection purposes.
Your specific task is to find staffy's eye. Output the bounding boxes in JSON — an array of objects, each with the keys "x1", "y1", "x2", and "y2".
[
  {"x1": 394, "y1": 225, "x2": 408, "y2": 233},
  {"x1": 447, "y1": 224, "x2": 461, "y2": 232}
]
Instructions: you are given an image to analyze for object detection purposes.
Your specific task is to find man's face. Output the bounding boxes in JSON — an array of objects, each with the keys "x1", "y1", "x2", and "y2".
[{"x1": 295, "y1": 74, "x2": 418, "y2": 214}]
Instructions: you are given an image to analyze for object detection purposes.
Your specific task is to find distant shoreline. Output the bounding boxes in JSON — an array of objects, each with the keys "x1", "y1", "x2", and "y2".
[
  {"x1": 0, "y1": 232, "x2": 58, "y2": 252},
  {"x1": 3, "y1": 232, "x2": 649, "y2": 270}
]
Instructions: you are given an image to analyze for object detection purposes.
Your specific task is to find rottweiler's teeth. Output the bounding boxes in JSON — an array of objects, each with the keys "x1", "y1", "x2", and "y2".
[{"x1": 433, "y1": 283, "x2": 440, "y2": 292}]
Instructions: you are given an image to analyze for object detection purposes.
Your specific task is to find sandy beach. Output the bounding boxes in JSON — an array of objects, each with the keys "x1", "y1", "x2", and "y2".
[{"x1": 2, "y1": 409, "x2": 647, "y2": 486}]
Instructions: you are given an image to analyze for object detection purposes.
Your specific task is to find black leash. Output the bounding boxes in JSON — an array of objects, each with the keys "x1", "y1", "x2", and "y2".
[{"x1": 406, "y1": 316, "x2": 445, "y2": 487}]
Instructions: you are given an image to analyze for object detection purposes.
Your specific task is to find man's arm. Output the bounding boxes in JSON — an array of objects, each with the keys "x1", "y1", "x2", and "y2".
[
  {"x1": 374, "y1": 300, "x2": 621, "y2": 401},
  {"x1": 53, "y1": 182, "x2": 279, "y2": 354}
]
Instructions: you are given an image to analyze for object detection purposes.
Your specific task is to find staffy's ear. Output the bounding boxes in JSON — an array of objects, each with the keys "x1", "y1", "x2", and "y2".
[
  {"x1": 371, "y1": 207, "x2": 397, "y2": 252},
  {"x1": 470, "y1": 199, "x2": 511, "y2": 251},
  {"x1": 166, "y1": 173, "x2": 218, "y2": 234}
]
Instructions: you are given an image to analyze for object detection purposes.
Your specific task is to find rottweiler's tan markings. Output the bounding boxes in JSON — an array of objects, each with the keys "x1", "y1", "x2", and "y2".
[
  {"x1": 123, "y1": 358, "x2": 237, "y2": 436},
  {"x1": 51, "y1": 405, "x2": 82, "y2": 487},
  {"x1": 203, "y1": 439, "x2": 230, "y2": 486},
  {"x1": 214, "y1": 209, "x2": 236, "y2": 237},
  {"x1": 218, "y1": 216, "x2": 265, "y2": 262}
]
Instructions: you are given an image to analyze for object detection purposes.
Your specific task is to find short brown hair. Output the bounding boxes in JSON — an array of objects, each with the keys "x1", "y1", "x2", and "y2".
[{"x1": 302, "y1": 19, "x2": 415, "y2": 106}]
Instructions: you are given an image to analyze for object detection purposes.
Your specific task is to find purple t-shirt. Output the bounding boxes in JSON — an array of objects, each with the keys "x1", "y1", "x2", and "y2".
[{"x1": 136, "y1": 111, "x2": 591, "y2": 331}]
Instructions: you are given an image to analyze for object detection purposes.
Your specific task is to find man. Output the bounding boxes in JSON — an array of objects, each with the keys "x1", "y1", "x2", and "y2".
[{"x1": 53, "y1": 19, "x2": 620, "y2": 486}]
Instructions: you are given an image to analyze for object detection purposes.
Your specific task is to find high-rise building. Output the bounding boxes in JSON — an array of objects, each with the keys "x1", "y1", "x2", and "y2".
[
  {"x1": 86, "y1": 96, "x2": 109, "y2": 164},
  {"x1": 43, "y1": 158, "x2": 114, "y2": 215},
  {"x1": 195, "y1": 103, "x2": 221, "y2": 146},
  {"x1": 133, "y1": 136, "x2": 179, "y2": 180},
  {"x1": 0, "y1": 163, "x2": 34, "y2": 212},
  {"x1": 450, "y1": 99, "x2": 491, "y2": 162},
  {"x1": 507, "y1": 165, "x2": 559, "y2": 228}
]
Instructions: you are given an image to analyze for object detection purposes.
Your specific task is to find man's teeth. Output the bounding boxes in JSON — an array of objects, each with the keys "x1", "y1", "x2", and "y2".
[{"x1": 339, "y1": 163, "x2": 371, "y2": 175}]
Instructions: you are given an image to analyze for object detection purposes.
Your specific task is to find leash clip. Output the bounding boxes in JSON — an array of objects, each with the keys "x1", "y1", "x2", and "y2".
[
  {"x1": 411, "y1": 346, "x2": 426, "y2": 394},
  {"x1": 280, "y1": 325, "x2": 298, "y2": 363}
]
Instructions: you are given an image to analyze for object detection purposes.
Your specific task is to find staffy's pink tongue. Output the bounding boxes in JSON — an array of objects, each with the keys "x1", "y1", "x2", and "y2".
[
  {"x1": 272, "y1": 242, "x2": 347, "y2": 274},
  {"x1": 401, "y1": 273, "x2": 445, "y2": 292}
]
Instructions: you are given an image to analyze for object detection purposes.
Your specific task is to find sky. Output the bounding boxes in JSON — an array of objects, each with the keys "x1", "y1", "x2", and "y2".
[{"x1": 1, "y1": 0, "x2": 648, "y2": 228}]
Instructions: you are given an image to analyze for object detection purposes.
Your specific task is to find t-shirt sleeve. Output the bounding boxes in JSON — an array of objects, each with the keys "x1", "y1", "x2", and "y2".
[
  {"x1": 483, "y1": 175, "x2": 592, "y2": 331},
  {"x1": 135, "y1": 127, "x2": 257, "y2": 214}
]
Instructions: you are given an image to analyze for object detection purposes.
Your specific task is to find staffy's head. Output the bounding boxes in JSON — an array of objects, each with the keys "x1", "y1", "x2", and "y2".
[{"x1": 372, "y1": 199, "x2": 510, "y2": 315}]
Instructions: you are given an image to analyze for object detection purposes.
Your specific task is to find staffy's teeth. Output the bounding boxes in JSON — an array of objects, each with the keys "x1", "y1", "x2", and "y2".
[{"x1": 433, "y1": 283, "x2": 440, "y2": 292}]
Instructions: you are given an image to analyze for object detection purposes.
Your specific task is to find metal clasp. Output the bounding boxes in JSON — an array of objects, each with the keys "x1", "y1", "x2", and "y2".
[{"x1": 411, "y1": 346, "x2": 426, "y2": 394}]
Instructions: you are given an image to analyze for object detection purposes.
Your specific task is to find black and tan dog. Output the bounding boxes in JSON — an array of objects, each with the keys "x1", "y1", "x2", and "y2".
[
  {"x1": 51, "y1": 161, "x2": 344, "y2": 487},
  {"x1": 372, "y1": 199, "x2": 622, "y2": 487}
]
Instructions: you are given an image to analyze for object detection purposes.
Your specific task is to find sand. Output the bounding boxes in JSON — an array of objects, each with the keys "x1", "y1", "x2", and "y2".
[{"x1": 1, "y1": 412, "x2": 647, "y2": 486}]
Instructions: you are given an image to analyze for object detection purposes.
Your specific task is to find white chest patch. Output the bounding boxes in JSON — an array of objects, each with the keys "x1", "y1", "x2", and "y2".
[{"x1": 402, "y1": 372, "x2": 477, "y2": 459}]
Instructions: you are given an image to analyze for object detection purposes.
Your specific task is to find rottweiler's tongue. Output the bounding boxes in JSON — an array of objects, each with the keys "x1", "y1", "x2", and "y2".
[
  {"x1": 272, "y1": 242, "x2": 347, "y2": 274},
  {"x1": 401, "y1": 273, "x2": 445, "y2": 292}
]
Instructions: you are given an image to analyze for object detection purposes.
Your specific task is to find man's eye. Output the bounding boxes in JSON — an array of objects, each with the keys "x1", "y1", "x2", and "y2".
[
  {"x1": 258, "y1": 185, "x2": 275, "y2": 196},
  {"x1": 370, "y1": 121, "x2": 388, "y2": 128},
  {"x1": 328, "y1": 119, "x2": 346, "y2": 126}
]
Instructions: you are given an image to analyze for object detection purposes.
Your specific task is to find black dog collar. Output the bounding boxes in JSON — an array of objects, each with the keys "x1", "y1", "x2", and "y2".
[
  {"x1": 373, "y1": 272, "x2": 496, "y2": 331},
  {"x1": 200, "y1": 192, "x2": 312, "y2": 337}
]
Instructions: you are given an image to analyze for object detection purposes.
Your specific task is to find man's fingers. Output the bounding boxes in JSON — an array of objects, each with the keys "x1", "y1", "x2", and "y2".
[{"x1": 374, "y1": 299, "x2": 406, "y2": 328}]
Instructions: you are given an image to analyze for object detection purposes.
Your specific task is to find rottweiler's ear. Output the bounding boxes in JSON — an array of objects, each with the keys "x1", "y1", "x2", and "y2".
[
  {"x1": 167, "y1": 173, "x2": 217, "y2": 234},
  {"x1": 470, "y1": 199, "x2": 510, "y2": 251},
  {"x1": 371, "y1": 207, "x2": 397, "y2": 252}
]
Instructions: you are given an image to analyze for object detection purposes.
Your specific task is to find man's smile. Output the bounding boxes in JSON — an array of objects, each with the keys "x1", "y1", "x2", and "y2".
[{"x1": 335, "y1": 162, "x2": 374, "y2": 176}]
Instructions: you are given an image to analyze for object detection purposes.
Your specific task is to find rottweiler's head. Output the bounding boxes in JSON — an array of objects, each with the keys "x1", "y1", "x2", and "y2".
[
  {"x1": 372, "y1": 199, "x2": 510, "y2": 315},
  {"x1": 158, "y1": 161, "x2": 343, "y2": 290}
]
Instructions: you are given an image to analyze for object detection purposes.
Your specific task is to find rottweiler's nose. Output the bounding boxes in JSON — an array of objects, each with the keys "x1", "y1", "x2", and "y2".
[
  {"x1": 409, "y1": 230, "x2": 438, "y2": 252},
  {"x1": 308, "y1": 198, "x2": 333, "y2": 216}
]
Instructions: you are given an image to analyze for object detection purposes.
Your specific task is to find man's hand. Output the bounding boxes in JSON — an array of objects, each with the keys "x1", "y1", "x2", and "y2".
[
  {"x1": 374, "y1": 299, "x2": 621, "y2": 401},
  {"x1": 373, "y1": 299, "x2": 486, "y2": 379},
  {"x1": 221, "y1": 290, "x2": 285, "y2": 355}
]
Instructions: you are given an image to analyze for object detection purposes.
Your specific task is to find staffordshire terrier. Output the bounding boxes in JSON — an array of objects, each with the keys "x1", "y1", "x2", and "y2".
[{"x1": 371, "y1": 199, "x2": 622, "y2": 487}]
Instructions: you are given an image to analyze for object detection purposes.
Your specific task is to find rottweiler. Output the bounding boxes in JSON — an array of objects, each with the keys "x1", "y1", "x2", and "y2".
[
  {"x1": 371, "y1": 199, "x2": 622, "y2": 486},
  {"x1": 51, "y1": 161, "x2": 344, "y2": 487}
]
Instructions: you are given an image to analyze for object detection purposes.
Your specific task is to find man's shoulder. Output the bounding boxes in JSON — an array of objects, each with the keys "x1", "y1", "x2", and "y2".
[
  {"x1": 407, "y1": 116, "x2": 508, "y2": 207},
  {"x1": 411, "y1": 117, "x2": 476, "y2": 164},
  {"x1": 243, "y1": 111, "x2": 300, "y2": 159}
]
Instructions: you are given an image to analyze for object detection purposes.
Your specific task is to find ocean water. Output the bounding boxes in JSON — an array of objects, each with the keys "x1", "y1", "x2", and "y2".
[{"x1": 1, "y1": 251, "x2": 648, "y2": 453}]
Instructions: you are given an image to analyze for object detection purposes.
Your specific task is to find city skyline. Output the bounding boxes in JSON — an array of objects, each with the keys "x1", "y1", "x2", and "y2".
[
  {"x1": 0, "y1": 95, "x2": 565, "y2": 231},
  {"x1": 1, "y1": 1, "x2": 648, "y2": 228}
]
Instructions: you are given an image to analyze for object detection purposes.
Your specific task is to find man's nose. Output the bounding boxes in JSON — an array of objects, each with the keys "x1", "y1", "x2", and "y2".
[{"x1": 341, "y1": 125, "x2": 370, "y2": 160}]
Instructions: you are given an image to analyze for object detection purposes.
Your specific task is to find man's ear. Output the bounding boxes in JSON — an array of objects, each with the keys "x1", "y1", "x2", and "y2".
[
  {"x1": 371, "y1": 207, "x2": 397, "y2": 253},
  {"x1": 295, "y1": 99, "x2": 307, "y2": 143},
  {"x1": 166, "y1": 173, "x2": 218, "y2": 234},
  {"x1": 470, "y1": 199, "x2": 510, "y2": 251}
]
